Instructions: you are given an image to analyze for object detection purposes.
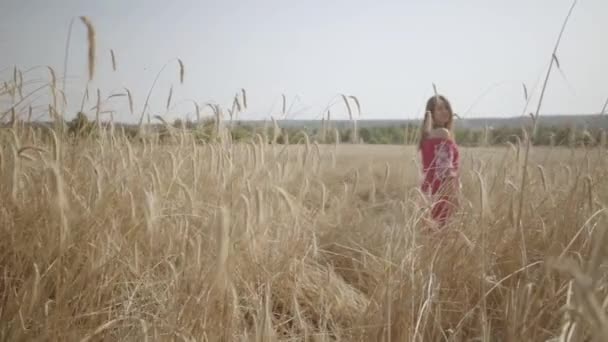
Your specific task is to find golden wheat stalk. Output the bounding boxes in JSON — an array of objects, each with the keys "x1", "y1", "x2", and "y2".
[
  {"x1": 123, "y1": 87, "x2": 134, "y2": 115},
  {"x1": 178, "y1": 59, "x2": 185, "y2": 84},
  {"x1": 16, "y1": 70, "x2": 23, "y2": 100},
  {"x1": 383, "y1": 162, "x2": 390, "y2": 192},
  {"x1": 353, "y1": 169, "x2": 360, "y2": 195},
  {"x1": 79, "y1": 16, "x2": 96, "y2": 81},
  {"x1": 110, "y1": 49, "x2": 117, "y2": 71},
  {"x1": 49, "y1": 161, "x2": 69, "y2": 251},
  {"x1": 271, "y1": 116, "x2": 280, "y2": 145},
  {"x1": 192, "y1": 101, "x2": 200, "y2": 123},
  {"x1": 241, "y1": 88, "x2": 247, "y2": 109},
  {"x1": 8, "y1": 144, "x2": 19, "y2": 203},
  {"x1": 138, "y1": 58, "x2": 186, "y2": 129},
  {"x1": 166, "y1": 85, "x2": 173, "y2": 111},
  {"x1": 319, "y1": 181, "x2": 327, "y2": 215},
  {"x1": 255, "y1": 188, "x2": 265, "y2": 224},
  {"x1": 95, "y1": 88, "x2": 101, "y2": 129},
  {"x1": 281, "y1": 94, "x2": 287, "y2": 116},
  {"x1": 515, "y1": 0, "x2": 579, "y2": 270},
  {"x1": 312, "y1": 142, "x2": 321, "y2": 175}
]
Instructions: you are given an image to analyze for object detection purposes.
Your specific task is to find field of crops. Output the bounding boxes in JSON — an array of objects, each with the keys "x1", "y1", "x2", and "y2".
[
  {"x1": 3, "y1": 5, "x2": 608, "y2": 339},
  {"x1": 1, "y1": 128, "x2": 607, "y2": 340}
]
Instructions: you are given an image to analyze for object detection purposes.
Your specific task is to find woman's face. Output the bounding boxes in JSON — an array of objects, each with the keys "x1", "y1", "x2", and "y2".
[{"x1": 433, "y1": 99, "x2": 451, "y2": 126}]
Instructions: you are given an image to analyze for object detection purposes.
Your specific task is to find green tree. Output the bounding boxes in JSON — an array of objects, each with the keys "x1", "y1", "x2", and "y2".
[{"x1": 68, "y1": 112, "x2": 92, "y2": 138}]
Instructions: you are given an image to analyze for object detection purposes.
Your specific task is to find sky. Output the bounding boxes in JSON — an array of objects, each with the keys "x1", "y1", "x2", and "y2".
[{"x1": 0, "y1": 0, "x2": 606, "y2": 123}]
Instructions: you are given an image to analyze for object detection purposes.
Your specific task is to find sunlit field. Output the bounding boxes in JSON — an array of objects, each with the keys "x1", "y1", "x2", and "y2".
[
  {"x1": 1, "y1": 126, "x2": 607, "y2": 341},
  {"x1": 3, "y1": 7, "x2": 608, "y2": 340}
]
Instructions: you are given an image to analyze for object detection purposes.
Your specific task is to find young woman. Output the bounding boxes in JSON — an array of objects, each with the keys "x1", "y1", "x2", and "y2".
[{"x1": 418, "y1": 95, "x2": 461, "y2": 227}]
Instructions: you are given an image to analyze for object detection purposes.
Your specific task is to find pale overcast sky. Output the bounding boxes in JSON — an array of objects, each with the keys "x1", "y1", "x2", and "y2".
[{"x1": 0, "y1": 0, "x2": 606, "y2": 123}]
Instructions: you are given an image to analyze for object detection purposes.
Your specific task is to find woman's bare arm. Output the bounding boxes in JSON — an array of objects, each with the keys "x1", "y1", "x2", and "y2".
[
  {"x1": 429, "y1": 127, "x2": 452, "y2": 140},
  {"x1": 422, "y1": 111, "x2": 433, "y2": 137}
]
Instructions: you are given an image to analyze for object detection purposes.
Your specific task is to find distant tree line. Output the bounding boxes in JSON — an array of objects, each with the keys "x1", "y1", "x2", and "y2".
[{"x1": 53, "y1": 114, "x2": 608, "y2": 148}]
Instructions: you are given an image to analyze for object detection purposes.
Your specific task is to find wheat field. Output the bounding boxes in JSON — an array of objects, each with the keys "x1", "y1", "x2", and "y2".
[
  {"x1": 2, "y1": 7, "x2": 608, "y2": 339},
  {"x1": 1, "y1": 124, "x2": 607, "y2": 341}
]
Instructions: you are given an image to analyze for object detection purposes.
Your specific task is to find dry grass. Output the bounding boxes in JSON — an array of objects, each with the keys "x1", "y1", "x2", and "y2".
[
  {"x1": 0, "y1": 125, "x2": 607, "y2": 341},
  {"x1": 3, "y1": 3, "x2": 607, "y2": 339},
  {"x1": 110, "y1": 49, "x2": 117, "y2": 72},
  {"x1": 80, "y1": 16, "x2": 96, "y2": 82}
]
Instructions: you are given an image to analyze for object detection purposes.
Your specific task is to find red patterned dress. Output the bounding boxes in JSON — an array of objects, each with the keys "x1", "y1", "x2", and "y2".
[{"x1": 420, "y1": 137, "x2": 460, "y2": 225}]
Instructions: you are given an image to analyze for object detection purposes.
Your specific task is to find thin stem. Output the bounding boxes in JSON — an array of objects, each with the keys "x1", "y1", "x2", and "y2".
[
  {"x1": 531, "y1": 0, "x2": 578, "y2": 138},
  {"x1": 517, "y1": 0, "x2": 578, "y2": 270},
  {"x1": 61, "y1": 17, "x2": 76, "y2": 114},
  {"x1": 601, "y1": 97, "x2": 608, "y2": 115},
  {"x1": 137, "y1": 58, "x2": 180, "y2": 131}
]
